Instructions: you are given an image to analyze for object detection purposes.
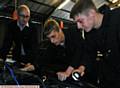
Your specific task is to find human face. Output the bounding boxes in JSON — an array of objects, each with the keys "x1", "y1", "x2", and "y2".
[
  {"x1": 74, "y1": 13, "x2": 94, "y2": 32},
  {"x1": 47, "y1": 30, "x2": 63, "y2": 46},
  {"x1": 18, "y1": 9, "x2": 30, "y2": 26}
]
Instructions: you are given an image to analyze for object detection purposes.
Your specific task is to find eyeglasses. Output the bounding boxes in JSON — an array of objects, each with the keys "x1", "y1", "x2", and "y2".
[{"x1": 19, "y1": 14, "x2": 30, "y2": 18}]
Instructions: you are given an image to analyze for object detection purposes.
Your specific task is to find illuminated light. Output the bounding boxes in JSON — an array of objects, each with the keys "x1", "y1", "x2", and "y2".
[
  {"x1": 60, "y1": 21, "x2": 64, "y2": 29},
  {"x1": 109, "y1": 0, "x2": 118, "y2": 3},
  {"x1": 110, "y1": 7, "x2": 114, "y2": 10},
  {"x1": 58, "y1": 0, "x2": 70, "y2": 9},
  {"x1": 12, "y1": 10, "x2": 18, "y2": 20},
  {"x1": 112, "y1": 0, "x2": 118, "y2": 3},
  {"x1": 118, "y1": 4, "x2": 120, "y2": 7}
]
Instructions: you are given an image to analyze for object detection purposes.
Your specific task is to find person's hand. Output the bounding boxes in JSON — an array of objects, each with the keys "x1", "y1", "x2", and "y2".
[
  {"x1": 20, "y1": 63, "x2": 35, "y2": 71},
  {"x1": 72, "y1": 65, "x2": 85, "y2": 77},
  {"x1": 57, "y1": 71, "x2": 69, "y2": 81},
  {"x1": 56, "y1": 66, "x2": 74, "y2": 81}
]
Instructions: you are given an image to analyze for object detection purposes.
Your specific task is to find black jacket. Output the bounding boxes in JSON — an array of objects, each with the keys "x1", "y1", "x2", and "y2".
[
  {"x1": 0, "y1": 20, "x2": 38, "y2": 64},
  {"x1": 83, "y1": 7, "x2": 120, "y2": 87},
  {"x1": 40, "y1": 25, "x2": 84, "y2": 71}
]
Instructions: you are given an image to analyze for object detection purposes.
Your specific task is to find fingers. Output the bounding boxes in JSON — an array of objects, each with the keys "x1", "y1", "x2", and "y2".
[
  {"x1": 20, "y1": 62, "x2": 25, "y2": 66},
  {"x1": 80, "y1": 71, "x2": 85, "y2": 76},
  {"x1": 78, "y1": 65, "x2": 85, "y2": 76},
  {"x1": 57, "y1": 72, "x2": 68, "y2": 81},
  {"x1": 26, "y1": 64, "x2": 35, "y2": 71},
  {"x1": 20, "y1": 64, "x2": 35, "y2": 71},
  {"x1": 25, "y1": 63, "x2": 31, "y2": 67},
  {"x1": 56, "y1": 66, "x2": 85, "y2": 81},
  {"x1": 72, "y1": 68, "x2": 85, "y2": 77}
]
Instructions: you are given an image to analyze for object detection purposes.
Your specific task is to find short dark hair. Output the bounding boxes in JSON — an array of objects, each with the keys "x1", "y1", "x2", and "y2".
[
  {"x1": 70, "y1": 0, "x2": 97, "y2": 19},
  {"x1": 44, "y1": 19, "x2": 60, "y2": 36}
]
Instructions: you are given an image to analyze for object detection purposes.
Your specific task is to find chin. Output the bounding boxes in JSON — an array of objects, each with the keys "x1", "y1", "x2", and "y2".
[
  {"x1": 85, "y1": 30, "x2": 89, "y2": 32},
  {"x1": 55, "y1": 43, "x2": 60, "y2": 46},
  {"x1": 55, "y1": 44, "x2": 59, "y2": 46},
  {"x1": 85, "y1": 28, "x2": 92, "y2": 32}
]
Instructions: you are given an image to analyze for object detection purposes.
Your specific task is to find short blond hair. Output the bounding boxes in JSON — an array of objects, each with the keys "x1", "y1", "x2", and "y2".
[
  {"x1": 17, "y1": 4, "x2": 30, "y2": 15},
  {"x1": 44, "y1": 18, "x2": 60, "y2": 35}
]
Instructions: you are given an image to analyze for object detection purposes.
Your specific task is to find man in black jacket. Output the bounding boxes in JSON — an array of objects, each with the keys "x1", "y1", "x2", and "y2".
[
  {"x1": 43, "y1": 19, "x2": 84, "y2": 81},
  {"x1": 0, "y1": 5, "x2": 38, "y2": 71},
  {"x1": 70, "y1": 0, "x2": 120, "y2": 87}
]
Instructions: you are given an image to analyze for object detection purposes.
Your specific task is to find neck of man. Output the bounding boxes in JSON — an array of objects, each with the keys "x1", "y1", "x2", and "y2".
[
  {"x1": 94, "y1": 13, "x2": 104, "y2": 29},
  {"x1": 18, "y1": 20, "x2": 26, "y2": 28},
  {"x1": 60, "y1": 29, "x2": 65, "y2": 44}
]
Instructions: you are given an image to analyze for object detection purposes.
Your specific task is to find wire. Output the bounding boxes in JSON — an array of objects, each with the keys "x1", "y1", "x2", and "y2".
[
  {"x1": 4, "y1": 63, "x2": 46, "y2": 88},
  {"x1": 5, "y1": 63, "x2": 20, "y2": 86}
]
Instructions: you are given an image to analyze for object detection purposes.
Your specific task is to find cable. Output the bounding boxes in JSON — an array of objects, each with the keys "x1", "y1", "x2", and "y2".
[
  {"x1": 4, "y1": 62, "x2": 46, "y2": 88},
  {"x1": 5, "y1": 63, "x2": 20, "y2": 86}
]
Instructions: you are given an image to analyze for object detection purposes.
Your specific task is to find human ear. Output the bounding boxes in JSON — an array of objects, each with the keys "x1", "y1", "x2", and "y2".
[{"x1": 88, "y1": 9, "x2": 96, "y2": 17}]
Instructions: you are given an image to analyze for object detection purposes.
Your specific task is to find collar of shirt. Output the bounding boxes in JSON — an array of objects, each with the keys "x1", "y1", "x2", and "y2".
[
  {"x1": 60, "y1": 38, "x2": 65, "y2": 47},
  {"x1": 17, "y1": 21, "x2": 29, "y2": 31},
  {"x1": 60, "y1": 42, "x2": 65, "y2": 46}
]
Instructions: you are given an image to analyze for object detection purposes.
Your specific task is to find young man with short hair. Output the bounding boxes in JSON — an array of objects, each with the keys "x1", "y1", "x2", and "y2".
[
  {"x1": 43, "y1": 19, "x2": 84, "y2": 81},
  {"x1": 70, "y1": 0, "x2": 120, "y2": 87}
]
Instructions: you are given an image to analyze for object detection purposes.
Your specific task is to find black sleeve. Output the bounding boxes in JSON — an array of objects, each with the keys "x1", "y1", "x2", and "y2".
[
  {"x1": 80, "y1": 32, "x2": 97, "y2": 72},
  {"x1": 66, "y1": 28, "x2": 84, "y2": 68},
  {"x1": 28, "y1": 23, "x2": 39, "y2": 65},
  {"x1": 69, "y1": 36, "x2": 84, "y2": 68},
  {"x1": 0, "y1": 20, "x2": 13, "y2": 60}
]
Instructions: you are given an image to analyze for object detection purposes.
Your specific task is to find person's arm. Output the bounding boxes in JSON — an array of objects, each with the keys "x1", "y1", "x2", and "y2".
[
  {"x1": 20, "y1": 63, "x2": 35, "y2": 71},
  {"x1": 0, "y1": 20, "x2": 13, "y2": 60},
  {"x1": 56, "y1": 29, "x2": 84, "y2": 81},
  {"x1": 22, "y1": 23, "x2": 38, "y2": 71},
  {"x1": 72, "y1": 32, "x2": 97, "y2": 77},
  {"x1": 56, "y1": 66, "x2": 74, "y2": 81},
  {"x1": 72, "y1": 65, "x2": 85, "y2": 77}
]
